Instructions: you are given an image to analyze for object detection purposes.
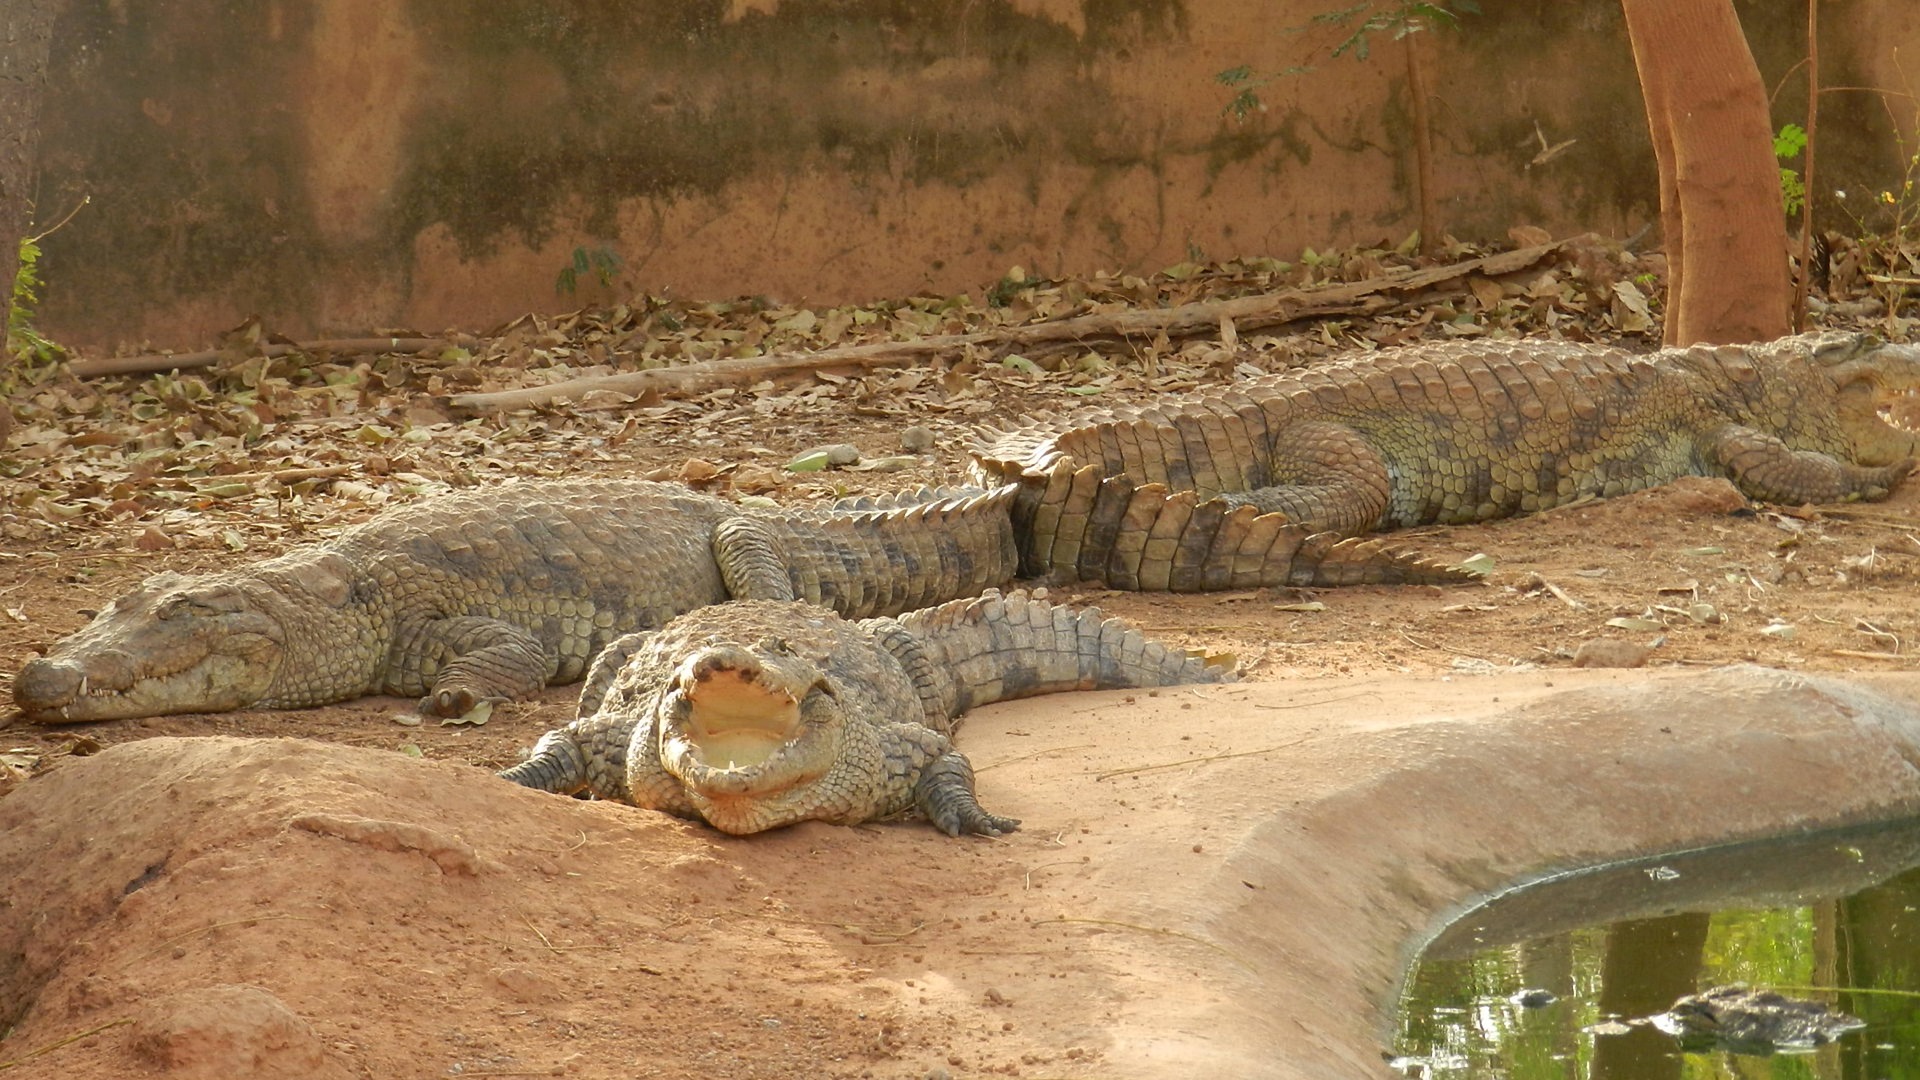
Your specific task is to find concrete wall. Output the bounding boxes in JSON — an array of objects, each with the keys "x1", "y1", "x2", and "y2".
[{"x1": 30, "y1": 0, "x2": 1920, "y2": 352}]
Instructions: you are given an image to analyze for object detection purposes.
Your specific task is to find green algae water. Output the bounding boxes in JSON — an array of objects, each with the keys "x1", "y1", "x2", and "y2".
[{"x1": 1392, "y1": 819, "x2": 1920, "y2": 1079}]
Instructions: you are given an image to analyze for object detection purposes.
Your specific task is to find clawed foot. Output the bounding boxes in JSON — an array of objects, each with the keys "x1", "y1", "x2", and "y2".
[
  {"x1": 936, "y1": 806, "x2": 1022, "y2": 838},
  {"x1": 419, "y1": 685, "x2": 508, "y2": 718}
]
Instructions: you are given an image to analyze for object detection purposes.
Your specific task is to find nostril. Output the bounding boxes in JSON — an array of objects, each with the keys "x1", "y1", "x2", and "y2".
[{"x1": 14, "y1": 658, "x2": 83, "y2": 708}]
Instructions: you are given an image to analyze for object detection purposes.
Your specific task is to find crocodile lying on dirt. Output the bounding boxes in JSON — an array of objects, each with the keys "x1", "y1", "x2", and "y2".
[
  {"x1": 971, "y1": 333, "x2": 1920, "y2": 588},
  {"x1": 1656, "y1": 985, "x2": 1865, "y2": 1055},
  {"x1": 498, "y1": 589, "x2": 1229, "y2": 836},
  {"x1": 13, "y1": 480, "x2": 1021, "y2": 723}
]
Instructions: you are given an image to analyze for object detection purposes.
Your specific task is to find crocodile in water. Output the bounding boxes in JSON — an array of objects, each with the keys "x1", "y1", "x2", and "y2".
[{"x1": 1656, "y1": 984, "x2": 1866, "y2": 1055}]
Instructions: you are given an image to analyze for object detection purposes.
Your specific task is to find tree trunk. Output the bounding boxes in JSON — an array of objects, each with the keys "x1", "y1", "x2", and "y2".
[
  {"x1": 0, "y1": 1, "x2": 57, "y2": 310},
  {"x1": 1620, "y1": 0, "x2": 1790, "y2": 346}
]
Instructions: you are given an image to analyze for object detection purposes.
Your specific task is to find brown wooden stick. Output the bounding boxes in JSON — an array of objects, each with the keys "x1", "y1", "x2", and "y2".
[
  {"x1": 1792, "y1": 0, "x2": 1818, "y2": 331},
  {"x1": 68, "y1": 336, "x2": 482, "y2": 379},
  {"x1": 446, "y1": 240, "x2": 1571, "y2": 413},
  {"x1": 184, "y1": 464, "x2": 359, "y2": 487}
]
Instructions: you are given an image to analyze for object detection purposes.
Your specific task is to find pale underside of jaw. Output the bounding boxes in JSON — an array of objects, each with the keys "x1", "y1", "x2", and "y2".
[{"x1": 676, "y1": 669, "x2": 806, "y2": 773}]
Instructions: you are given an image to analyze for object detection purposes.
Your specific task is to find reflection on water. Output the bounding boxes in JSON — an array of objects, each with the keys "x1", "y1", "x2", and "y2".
[{"x1": 1393, "y1": 818, "x2": 1920, "y2": 1079}]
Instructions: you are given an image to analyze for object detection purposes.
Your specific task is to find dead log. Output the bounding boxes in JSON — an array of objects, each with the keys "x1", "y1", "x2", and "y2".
[
  {"x1": 67, "y1": 335, "x2": 483, "y2": 379},
  {"x1": 445, "y1": 239, "x2": 1572, "y2": 414}
]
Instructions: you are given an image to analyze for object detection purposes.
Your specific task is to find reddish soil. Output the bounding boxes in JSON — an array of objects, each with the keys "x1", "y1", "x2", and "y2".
[{"x1": 6, "y1": 305, "x2": 1920, "y2": 1076}]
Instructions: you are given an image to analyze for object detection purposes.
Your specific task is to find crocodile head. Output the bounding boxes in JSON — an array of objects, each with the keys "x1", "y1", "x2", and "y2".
[
  {"x1": 654, "y1": 640, "x2": 852, "y2": 835},
  {"x1": 14, "y1": 571, "x2": 287, "y2": 722},
  {"x1": 1813, "y1": 333, "x2": 1920, "y2": 466}
]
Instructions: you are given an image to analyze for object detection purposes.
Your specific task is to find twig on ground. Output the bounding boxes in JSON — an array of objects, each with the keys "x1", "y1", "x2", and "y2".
[
  {"x1": 444, "y1": 241, "x2": 1573, "y2": 413},
  {"x1": 0, "y1": 1018, "x2": 133, "y2": 1071},
  {"x1": 69, "y1": 335, "x2": 483, "y2": 379},
  {"x1": 1094, "y1": 738, "x2": 1312, "y2": 781}
]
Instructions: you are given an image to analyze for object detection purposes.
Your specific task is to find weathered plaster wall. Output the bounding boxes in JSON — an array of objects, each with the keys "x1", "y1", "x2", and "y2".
[{"x1": 28, "y1": 0, "x2": 1918, "y2": 351}]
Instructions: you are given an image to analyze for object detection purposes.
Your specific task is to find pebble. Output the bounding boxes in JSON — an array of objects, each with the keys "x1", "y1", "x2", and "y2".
[
  {"x1": 787, "y1": 443, "x2": 861, "y2": 471},
  {"x1": 900, "y1": 425, "x2": 936, "y2": 452},
  {"x1": 1572, "y1": 639, "x2": 1652, "y2": 669},
  {"x1": 809, "y1": 443, "x2": 862, "y2": 466}
]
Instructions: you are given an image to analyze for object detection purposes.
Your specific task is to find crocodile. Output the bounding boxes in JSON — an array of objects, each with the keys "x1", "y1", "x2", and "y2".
[
  {"x1": 971, "y1": 332, "x2": 1920, "y2": 588},
  {"x1": 13, "y1": 479, "x2": 1020, "y2": 723},
  {"x1": 1656, "y1": 985, "x2": 1865, "y2": 1055},
  {"x1": 498, "y1": 589, "x2": 1230, "y2": 836}
]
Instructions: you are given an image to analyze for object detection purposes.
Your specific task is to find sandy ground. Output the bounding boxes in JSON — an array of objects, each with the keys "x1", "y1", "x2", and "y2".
[
  {"x1": 9, "y1": 342, "x2": 1920, "y2": 1076},
  {"x1": 5, "y1": 667, "x2": 1920, "y2": 1080}
]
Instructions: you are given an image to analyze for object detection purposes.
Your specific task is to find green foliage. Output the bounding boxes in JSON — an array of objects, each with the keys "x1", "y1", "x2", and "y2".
[
  {"x1": 554, "y1": 244, "x2": 623, "y2": 297},
  {"x1": 7, "y1": 237, "x2": 66, "y2": 378},
  {"x1": 1775, "y1": 123, "x2": 1807, "y2": 218},
  {"x1": 1217, "y1": 62, "x2": 1310, "y2": 120},
  {"x1": 986, "y1": 267, "x2": 1041, "y2": 308},
  {"x1": 1219, "y1": 2, "x2": 1476, "y2": 119},
  {"x1": 1312, "y1": 1, "x2": 1479, "y2": 62},
  {"x1": 1773, "y1": 122, "x2": 1808, "y2": 160}
]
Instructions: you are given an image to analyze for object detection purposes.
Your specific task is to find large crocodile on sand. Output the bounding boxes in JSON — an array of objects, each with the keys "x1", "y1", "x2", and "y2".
[
  {"x1": 971, "y1": 333, "x2": 1920, "y2": 588},
  {"x1": 498, "y1": 589, "x2": 1230, "y2": 836},
  {"x1": 13, "y1": 480, "x2": 1021, "y2": 723}
]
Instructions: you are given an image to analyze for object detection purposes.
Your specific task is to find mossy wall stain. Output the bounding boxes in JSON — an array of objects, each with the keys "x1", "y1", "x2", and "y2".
[
  {"x1": 28, "y1": 0, "x2": 1918, "y2": 351},
  {"x1": 395, "y1": 1, "x2": 1111, "y2": 257}
]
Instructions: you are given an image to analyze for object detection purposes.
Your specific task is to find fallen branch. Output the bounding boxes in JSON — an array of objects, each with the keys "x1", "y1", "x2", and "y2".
[
  {"x1": 68, "y1": 335, "x2": 483, "y2": 379},
  {"x1": 446, "y1": 239, "x2": 1575, "y2": 414}
]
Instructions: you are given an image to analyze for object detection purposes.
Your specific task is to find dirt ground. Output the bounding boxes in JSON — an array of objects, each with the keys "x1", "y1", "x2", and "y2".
[
  {"x1": 6, "y1": 263, "x2": 1920, "y2": 1075},
  {"x1": 9, "y1": 355, "x2": 1920, "y2": 778}
]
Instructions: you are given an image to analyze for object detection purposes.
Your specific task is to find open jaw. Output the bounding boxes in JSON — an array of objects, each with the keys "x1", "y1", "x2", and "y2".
[
  {"x1": 656, "y1": 648, "x2": 840, "y2": 827},
  {"x1": 1834, "y1": 341, "x2": 1920, "y2": 465}
]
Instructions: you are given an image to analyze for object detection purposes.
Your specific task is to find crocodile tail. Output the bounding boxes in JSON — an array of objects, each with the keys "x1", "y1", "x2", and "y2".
[
  {"x1": 830, "y1": 484, "x2": 1000, "y2": 511},
  {"x1": 894, "y1": 588, "x2": 1232, "y2": 716},
  {"x1": 1012, "y1": 461, "x2": 1480, "y2": 589},
  {"x1": 498, "y1": 728, "x2": 591, "y2": 795},
  {"x1": 769, "y1": 484, "x2": 1021, "y2": 618},
  {"x1": 968, "y1": 420, "x2": 1061, "y2": 487},
  {"x1": 972, "y1": 392, "x2": 1273, "y2": 493}
]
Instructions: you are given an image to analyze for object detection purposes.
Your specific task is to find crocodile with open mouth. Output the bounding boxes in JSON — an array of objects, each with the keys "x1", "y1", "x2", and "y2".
[{"x1": 498, "y1": 589, "x2": 1230, "y2": 836}]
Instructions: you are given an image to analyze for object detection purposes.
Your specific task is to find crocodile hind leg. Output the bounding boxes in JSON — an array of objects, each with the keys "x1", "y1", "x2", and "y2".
[
  {"x1": 711, "y1": 517, "x2": 802, "y2": 600},
  {"x1": 913, "y1": 750, "x2": 1020, "y2": 837},
  {"x1": 1215, "y1": 421, "x2": 1393, "y2": 536},
  {"x1": 1706, "y1": 425, "x2": 1916, "y2": 505},
  {"x1": 394, "y1": 616, "x2": 559, "y2": 717}
]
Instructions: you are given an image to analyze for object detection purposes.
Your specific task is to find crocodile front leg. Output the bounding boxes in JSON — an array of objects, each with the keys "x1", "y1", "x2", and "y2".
[
  {"x1": 390, "y1": 616, "x2": 558, "y2": 716},
  {"x1": 576, "y1": 630, "x2": 656, "y2": 719},
  {"x1": 1215, "y1": 421, "x2": 1393, "y2": 535},
  {"x1": 1706, "y1": 424, "x2": 1915, "y2": 506}
]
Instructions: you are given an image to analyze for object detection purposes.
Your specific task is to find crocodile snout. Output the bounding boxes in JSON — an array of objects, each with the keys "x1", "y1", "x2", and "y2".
[
  {"x1": 14, "y1": 650, "x2": 138, "y2": 717},
  {"x1": 14, "y1": 656, "x2": 85, "y2": 713}
]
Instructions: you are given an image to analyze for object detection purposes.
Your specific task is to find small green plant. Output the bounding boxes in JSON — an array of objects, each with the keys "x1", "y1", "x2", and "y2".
[
  {"x1": 1828, "y1": 111, "x2": 1920, "y2": 324},
  {"x1": 7, "y1": 236, "x2": 65, "y2": 374},
  {"x1": 1310, "y1": 1, "x2": 1478, "y2": 62},
  {"x1": 555, "y1": 244, "x2": 623, "y2": 297},
  {"x1": 1218, "y1": 2, "x2": 1476, "y2": 119},
  {"x1": 986, "y1": 267, "x2": 1040, "y2": 308},
  {"x1": 1774, "y1": 123, "x2": 1808, "y2": 217}
]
